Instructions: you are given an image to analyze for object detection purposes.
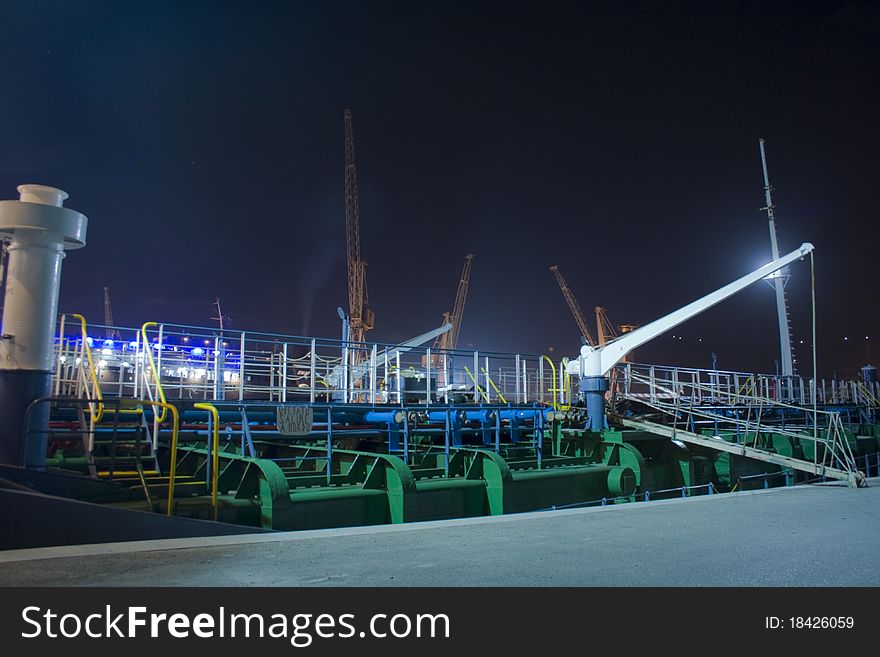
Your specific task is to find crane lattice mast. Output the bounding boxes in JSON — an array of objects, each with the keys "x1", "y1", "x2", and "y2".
[
  {"x1": 549, "y1": 265, "x2": 595, "y2": 347},
  {"x1": 103, "y1": 286, "x2": 120, "y2": 340},
  {"x1": 594, "y1": 306, "x2": 616, "y2": 347},
  {"x1": 344, "y1": 109, "x2": 372, "y2": 347},
  {"x1": 435, "y1": 254, "x2": 474, "y2": 350}
]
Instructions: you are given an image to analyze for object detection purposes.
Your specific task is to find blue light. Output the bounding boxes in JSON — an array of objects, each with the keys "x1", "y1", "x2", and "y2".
[
  {"x1": 103, "y1": 339, "x2": 114, "y2": 348},
  {"x1": 152, "y1": 343, "x2": 161, "y2": 350},
  {"x1": 191, "y1": 347, "x2": 205, "y2": 357}
]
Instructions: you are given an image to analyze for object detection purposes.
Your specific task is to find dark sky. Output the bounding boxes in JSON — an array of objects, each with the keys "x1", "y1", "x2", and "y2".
[{"x1": 1, "y1": 1, "x2": 877, "y2": 378}]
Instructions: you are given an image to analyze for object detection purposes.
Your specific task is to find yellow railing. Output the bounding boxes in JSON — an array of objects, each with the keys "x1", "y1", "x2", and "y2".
[
  {"x1": 194, "y1": 402, "x2": 220, "y2": 520},
  {"x1": 560, "y1": 357, "x2": 571, "y2": 411},
  {"x1": 96, "y1": 397, "x2": 180, "y2": 516},
  {"x1": 463, "y1": 365, "x2": 489, "y2": 402},
  {"x1": 141, "y1": 322, "x2": 169, "y2": 423},
  {"x1": 480, "y1": 367, "x2": 508, "y2": 403},
  {"x1": 66, "y1": 313, "x2": 104, "y2": 423},
  {"x1": 542, "y1": 355, "x2": 558, "y2": 410},
  {"x1": 141, "y1": 399, "x2": 182, "y2": 517}
]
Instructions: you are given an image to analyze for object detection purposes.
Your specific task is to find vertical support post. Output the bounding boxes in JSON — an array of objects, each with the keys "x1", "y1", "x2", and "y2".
[
  {"x1": 515, "y1": 354, "x2": 521, "y2": 403},
  {"x1": 205, "y1": 410, "x2": 213, "y2": 492},
  {"x1": 384, "y1": 350, "x2": 390, "y2": 404},
  {"x1": 443, "y1": 354, "x2": 449, "y2": 404},
  {"x1": 535, "y1": 408, "x2": 543, "y2": 469},
  {"x1": 523, "y1": 360, "x2": 529, "y2": 403},
  {"x1": 326, "y1": 407, "x2": 332, "y2": 485},
  {"x1": 342, "y1": 343, "x2": 350, "y2": 403},
  {"x1": 484, "y1": 356, "x2": 490, "y2": 402},
  {"x1": 238, "y1": 331, "x2": 246, "y2": 401},
  {"x1": 425, "y1": 347, "x2": 431, "y2": 404},
  {"x1": 156, "y1": 323, "x2": 164, "y2": 401},
  {"x1": 269, "y1": 352, "x2": 275, "y2": 400},
  {"x1": 309, "y1": 338, "x2": 316, "y2": 403},
  {"x1": 473, "y1": 351, "x2": 479, "y2": 399},
  {"x1": 403, "y1": 410, "x2": 409, "y2": 463},
  {"x1": 133, "y1": 331, "x2": 140, "y2": 399},
  {"x1": 444, "y1": 408, "x2": 450, "y2": 477},
  {"x1": 538, "y1": 357, "x2": 545, "y2": 404},
  {"x1": 370, "y1": 344, "x2": 377, "y2": 404},
  {"x1": 53, "y1": 315, "x2": 66, "y2": 396},
  {"x1": 558, "y1": 361, "x2": 566, "y2": 407},
  {"x1": 212, "y1": 337, "x2": 223, "y2": 400},
  {"x1": 395, "y1": 352, "x2": 401, "y2": 404},
  {"x1": 281, "y1": 342, "x2": 288, "y2": 403},
  {"x1": 152, "y1": 324, "x2": 163, "y2": 445}
]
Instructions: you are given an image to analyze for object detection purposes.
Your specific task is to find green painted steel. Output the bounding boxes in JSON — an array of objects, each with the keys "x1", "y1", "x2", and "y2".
[{"x1": 36, "y1": 398, "x2": 872, "y2": 533}]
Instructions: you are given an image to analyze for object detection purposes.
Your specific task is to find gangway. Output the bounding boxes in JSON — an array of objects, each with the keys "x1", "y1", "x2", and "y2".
[{"x1": 618, "y1": 369, "x2": 865, "y2": 487}]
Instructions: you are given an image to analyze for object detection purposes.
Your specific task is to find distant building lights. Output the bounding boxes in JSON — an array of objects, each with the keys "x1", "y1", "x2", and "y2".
[
  {"x1": 101, "y1": 348, "x2": 112, "y2": 356},
  {"x1": 103, "y1": 339, "x2": 114, "y2": 348},
  {"x1": 191, "y1": 347, "x2": 205, "y2": 356}
]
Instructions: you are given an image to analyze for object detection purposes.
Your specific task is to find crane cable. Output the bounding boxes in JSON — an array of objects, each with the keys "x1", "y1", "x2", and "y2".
[{"x1": 810, "y1": 251, "x2": 817, "y2": 467}]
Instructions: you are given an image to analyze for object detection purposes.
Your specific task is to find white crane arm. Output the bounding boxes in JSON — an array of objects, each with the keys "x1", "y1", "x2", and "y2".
[{"x1": 566, "y1": 242, "x2": 814, "y2": 377}]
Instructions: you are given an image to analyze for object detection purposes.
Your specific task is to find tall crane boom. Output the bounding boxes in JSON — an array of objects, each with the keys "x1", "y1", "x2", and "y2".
[
  {"x1": 568, "y1": 242, "x2": 814, "y2": 433},
  {"x1": 103, "y1": 286, "x2": 120, "y2": 340},
  {"x1": 567, "y1": 243, "x2": 814, "y2": 378},
  {"x1": 435, "y1": 254, "x2": 474, "y2": 350},
  {"x1": 549, "y1": 265, "x2": 595, "y2": 347},
  {"x1": 594, "y1": 306, "x2": 616, "y2": 346},
  {"x1": 344, "y1": 109, "x2": 372, "y2": 345}
]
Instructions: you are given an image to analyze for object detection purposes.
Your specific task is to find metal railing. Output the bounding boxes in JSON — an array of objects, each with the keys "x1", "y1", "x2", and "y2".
[
  {"x1": 621, "y1": 368, "x2": 864, "y2": 486},
  {"x1": 52, "y1": 318, "x2": 565, "y2": 408},
  {"x1": 616, "y1": 362, "x2": 880, "y2": 408},
  {"x1": 194, "y1": 402, "x2": 220, "y2": 520}
]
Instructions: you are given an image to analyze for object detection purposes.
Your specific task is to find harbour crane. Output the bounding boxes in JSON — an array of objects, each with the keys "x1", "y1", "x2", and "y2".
[
  {"x1": 103, "y1": 286, "x2": 121, "y2": 340},
  {"x1": 549, "y1": 265, "x2": 595, "y2": 346},
  {"x1": 595, "y1": 306, "x2": 636, "y2": 358},
  {"x1": 566, "y1": 243, "x2": 815, "y2": 432},
  {"x1": 344, "y1": 109, "x2": 374, "y2": 349},
  {"x1": 594, "y1": 306, "x2": 615, "y2": 347},
  {"x1": 434, "y1": 254, "x2": 474, "y2": 351}
]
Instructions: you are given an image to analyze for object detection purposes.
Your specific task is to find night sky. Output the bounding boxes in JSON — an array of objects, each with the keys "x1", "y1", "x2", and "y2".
[{"x1": 1, "y1": 1, "x2": 877, "y2": 378}]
